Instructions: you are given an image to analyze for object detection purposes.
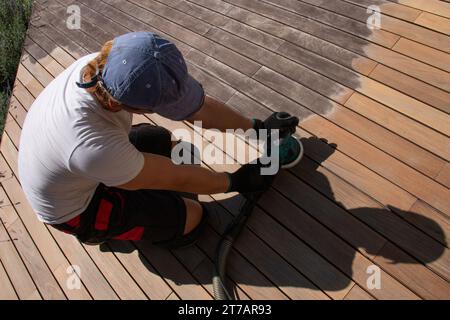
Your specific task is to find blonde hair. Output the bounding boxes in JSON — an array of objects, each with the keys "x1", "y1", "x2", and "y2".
[{"x1": 82, "y1": 40, "x2": 122, "y2": 112}]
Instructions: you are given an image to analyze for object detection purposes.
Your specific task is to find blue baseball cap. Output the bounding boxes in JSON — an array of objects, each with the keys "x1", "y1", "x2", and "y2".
[{"x1": 93, "y1": 32, "x2": 205, "y2": 120}]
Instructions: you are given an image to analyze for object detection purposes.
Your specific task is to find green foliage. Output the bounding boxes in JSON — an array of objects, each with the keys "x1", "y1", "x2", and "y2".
[{"x1": 0, "y1": 0, "x2": 33, "y2": 138}]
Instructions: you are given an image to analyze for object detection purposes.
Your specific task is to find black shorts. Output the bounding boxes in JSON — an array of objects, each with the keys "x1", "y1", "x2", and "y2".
[{"x1": 51, "y1": 124, "x2": 196, "y2": 246}]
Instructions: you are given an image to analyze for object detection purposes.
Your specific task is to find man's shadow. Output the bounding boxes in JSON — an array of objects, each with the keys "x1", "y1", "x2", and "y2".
[{"x1": 100, "y1": 137, "x2": 447, "y2": 299}]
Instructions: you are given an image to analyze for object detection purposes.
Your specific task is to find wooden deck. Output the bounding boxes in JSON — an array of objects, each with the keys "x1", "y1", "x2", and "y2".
[{"x1": 1, "y1": 0, "x2": 449, "y2": 300}]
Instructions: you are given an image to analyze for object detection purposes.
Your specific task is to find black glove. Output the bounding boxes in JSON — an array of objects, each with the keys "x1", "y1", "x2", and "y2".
[
  {"x1": 253, "y1": 112, "x2": 299, "y2": 139},
  {"x1": 226, "y1": 163, "x2": 275, "y2": 194}
]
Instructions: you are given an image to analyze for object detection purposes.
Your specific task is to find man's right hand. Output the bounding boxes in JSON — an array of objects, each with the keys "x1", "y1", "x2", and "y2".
[{"x1": 226, "y1": 163, "x2": 275, "y2": 194}]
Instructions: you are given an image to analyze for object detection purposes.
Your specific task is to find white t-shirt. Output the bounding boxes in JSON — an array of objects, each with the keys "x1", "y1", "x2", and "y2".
[{"x1": 18, "y1": 53, "x2": 145, "y2": 224}]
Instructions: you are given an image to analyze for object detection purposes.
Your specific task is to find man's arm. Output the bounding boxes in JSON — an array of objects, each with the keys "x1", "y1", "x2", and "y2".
[
  {"x1": 116, "y1": 152, "x2": 230, "y2": 194},
  {"x1": 188, "y1": 95, "x2": 253, "y2": 131}
]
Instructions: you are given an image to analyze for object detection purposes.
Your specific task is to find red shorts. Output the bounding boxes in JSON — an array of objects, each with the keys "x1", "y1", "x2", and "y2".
[{"x1": 51, "y1": 183, "x2": 187, "y2": 245}]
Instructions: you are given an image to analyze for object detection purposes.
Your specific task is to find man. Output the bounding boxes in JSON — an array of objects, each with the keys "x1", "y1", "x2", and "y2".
[{"x1": 18, "y1": 32, "x2": 298, "y2": 247}]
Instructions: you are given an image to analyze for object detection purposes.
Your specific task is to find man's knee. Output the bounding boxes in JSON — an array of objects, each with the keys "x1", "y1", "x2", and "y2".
[{"x1": 182, "y1": 197, "x2": 203, "y2": 235}]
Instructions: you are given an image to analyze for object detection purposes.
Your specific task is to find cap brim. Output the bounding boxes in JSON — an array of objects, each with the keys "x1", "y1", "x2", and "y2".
[{"x1": 152, "y1": 75, "x2": 205, "y2": 121}]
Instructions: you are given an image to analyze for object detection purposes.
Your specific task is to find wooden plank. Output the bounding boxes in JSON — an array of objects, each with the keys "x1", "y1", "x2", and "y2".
[
  {"x1": 284, "y1": 162, "x2": 450, "y2": 299},
  {"x1": 370, "y1": 64, "x2": 450, "y2": 114},
  {"x1": 176, "y1": 0, "x2": 286, "y2": 51},
  {"x1": 0, "y1": 206, "x2": 41, "y2": 300},
  {"x1": 136, "y1": 241, "x2": 213, "y2": 300},
  {"x1": 414, "y1": 12, "x2": 450, "y2": 35},
  {"x1": 187, "y1": 49, "x2": 438, "y2": 212},
  {"x1": 205, "y1": 28, "x2": 354, "y2": 105},
  {"x1": 21, "y1": 48, "x2": 62, "y2": 82},
  {"x1": 251, "y1": 65, "x2": 444, "y2": 178},
  {"x1": 204, "y1": 198, "x2": 332, "y2": 299},
  {"x1": 16, "y1": 64, "x2": 43, "y2": 98},
  {"x1": 13, "y1": 81, "x2": 37, "y2": 112},
  {"x1": 163, "y1": 0, "x2": 446, "y2": 147},
  {"x1": 217, "y1": 191, "x2": 417, "y2": 299},
  {"x1": 392, "y1": 37, "x2": 450, "y2": 72},
  {"x1": 374, "y1": 242, "x2": 450, "y2": 299},
  {"x1": 390, "y1": 0, "x2": 450, "y2": 19},
  {"x1": 43, "y1": 0, "x2": 186, "y2": 55},
  {"x1": 169, "y1": 243, "x2": 210, "y2": 274},
  {"x1": 344, "y1": 65, "x2": 449, "y2": 135},
  {"x1": 24, "y1": 37, "x2": 65, "y2": 76},
  {"x1": 8, "y1": 96, "x2": 28, "y2": 127},
  {"x1": 106, "y1": 241, "x2": 174, "y2": 300},
  {"x1": 20, "y1": 50, "x2": 54, "y2": 87},
  {"x1": 376, "y1": 13, "x2": 450, "y2": 51},
  {"x1": 344, "y1": 93, "x2": 449, "y2": 161},
  {"x1": 56, "y1": 0, "x2": 130, "y2": 37},
  {"x1": 213, "y1": 4, "x2": 450, "y2": 130},
  {"x1": 0, "y1": 167, "x2": 18, "y2": 228},
  {"x1": 199, "y1": 223, "x2": 308, "y2": 299},
  {"x1": 27, "y1": 28, "x2": 76, "y2": 69},
  {"x1": 409, "y1": 200, "x2": 450, "y2": 247},
  {"x1": 0, "y1": 261, "x2": 18, "y2": 300},
  {"x1": 344, "y1": 284, "x2": 375, "y2": 300},
  {"x1": 343, "y1": 0, "x2": 421, "y2": 22},
  {"x1": 34, "y1": 3, "x2": 105, "y2": 53},
  {"x1": 81, "y1": 244, "x2": 148, "y2": 300},
  {"x1": 225, "y1": 92, "x2": 450, "y2": 293},
  {"x1": 45, "y1": 229, "x2": 119, "y2": 300},
  {"x1": 223, "y1": 3, "x2": 378, "y2": 76},
  {"x1": 165, "y1": 292, "x2": 179, "y2": 300},
  {"x1": 182, "y1": 222, "x2": 293, "y2": 299},
  {"x1": 97, "y1": 0, "x2": 261, "y2": 77},
  {"x1": 34, "y1": 3, "x2": 104, "y2": 53},
  {"x1": 28, "y1": 24, "x2": 89, "y2": 61},
  {"x1": 296, "y1": 0, "x2": 449, "y2": 51},
  {"x1": 0, "y1": 184, "x2": 67, "y2": 300},
  {"x1": 141, "y1": 3, "x2": 365, "y2": 107},
  {"x1": 287, "y1": 149, "x2": 450, "y2": 281},
  {"x1": 0, "y1": 153, "x2": 92, "y2": 300},
  {"x1": 224, "y1": 0, "x2": 450, "y2": 91},
  {"x1": 127, "y1": 0, "x2": 213, "y2": 36},
  {"x1": 263, "y1": 0, "x2": 400, "y2": 48},
  {"x1": 189, "y1": 258, "x2": 251, "y2": 300},
  {"x1": 174, "y1": 228, "x2": 252, "y2": 300},
  {"x1": 435, "y1": 164, "x2": 450, "y2": 188},
  {"x1": 192, "y1": 52, "x2": 448, "y2": 213}
]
